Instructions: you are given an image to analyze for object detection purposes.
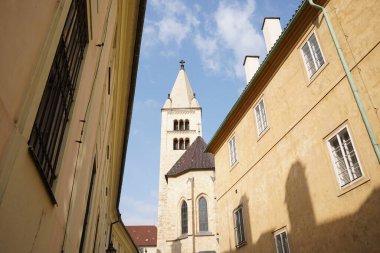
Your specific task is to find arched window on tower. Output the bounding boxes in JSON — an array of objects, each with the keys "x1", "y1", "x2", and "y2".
[
  {"x1": 179, "y1": 120, "x2": 184, "y2": 130},
  {"x1": 185, "y1": 138, "x2": 190, "y2": 149},
  {"x1": 173, "y1": 138, "x2": 179, "y2": 150},
  {"x1": 181, "y1": 201, "x2": 188, "y2": 234},
  {"x1": 199, "y1": 197, "x2": 208, "y2": 232},
  {"x1": 185, "y1": 120, "x2": 189, "y2": 130},
  {"x1": 174, "y1": 120, "x2": 179, "y2": 131},
  {"x1": 179, "y1": 138, "x2": 185, "y2": 150}
]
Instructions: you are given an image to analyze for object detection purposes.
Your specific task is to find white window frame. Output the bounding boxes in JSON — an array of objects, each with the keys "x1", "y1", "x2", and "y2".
[
  {"x1": 274, "y1": 229, "x2": 291, "y2": 253},
  {"x1": 233, "y1": 206, "x2": 246, "y2": 247},
  {"x1": 301, "y1": 32, "x2": 325, "y2": 79},
  {"x1": 327, "y1": 126, "x2": 363, "y2": 188},
  {"x1": 254, "y1": 98, "x2": 268, "y2": 136},
  {"x1": 228, "y1": 136, "x2": 238, "y2": 166}
]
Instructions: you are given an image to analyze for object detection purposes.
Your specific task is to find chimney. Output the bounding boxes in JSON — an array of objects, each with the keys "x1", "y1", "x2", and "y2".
[
  {"x1": 243, "y1": 56, "x2": 260, "y2": 84},
  {"x1": 262, "y1": 17, "x2": 282, "y2": 53}
]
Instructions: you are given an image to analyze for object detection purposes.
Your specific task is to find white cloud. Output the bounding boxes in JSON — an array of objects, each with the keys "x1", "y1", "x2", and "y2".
[
  {"x1": 120, "y1": 194, "x2": 157, "y2": 225},
  {"x1": 142, "y1": 0, "x2": 200, "y2": 49},
  {"x1": 193, "y1": 0, "x2": 265, "y2": 80}
]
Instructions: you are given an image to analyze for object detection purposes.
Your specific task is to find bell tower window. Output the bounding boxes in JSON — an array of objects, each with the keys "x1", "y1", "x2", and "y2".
[
  {"x1": 179, "y1": 120, "x2": 184, "y2": 130},
  {"x1": 173, "y1": 138, "x2": 179, "y2": 150},
  {"x1": 174, "y1": 120, "x2": 179, "y2": 130},
  {"x1": 185, "y1": 120, "x2": 189, "y2": 130}
]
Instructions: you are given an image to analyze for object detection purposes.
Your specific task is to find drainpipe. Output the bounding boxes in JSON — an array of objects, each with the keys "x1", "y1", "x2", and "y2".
[{"x1": 307, "y1": 0, "x2": 380, "y2": 162}]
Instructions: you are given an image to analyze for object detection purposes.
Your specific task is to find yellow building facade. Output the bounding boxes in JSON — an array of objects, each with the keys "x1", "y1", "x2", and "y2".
[
  {"x1": 207, "y1": 0, "x2": 380, "y2": 252},
  {"x1": 0, "y1": 0, "x2": 145, "y2": 252}
]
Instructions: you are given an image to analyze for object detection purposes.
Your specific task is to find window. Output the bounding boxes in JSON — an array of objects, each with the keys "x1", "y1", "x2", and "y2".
[
  {"x1": 301, "y1": 32, "x2": 325, "y2": 78},
  {"x1": 179, "y1": 138, "x2": 185, "y2": 150},
  {"x1": 327, "y1": 126, "x2": 363, "y2": 187},
  {"x1": 255, "y1": 99, "x2": 268, "y2": 136},
  {"x1": 185, "y1": 120, "x2": 190, "y2": 130},
  {"x1": 199, "y1": 197, "x2": 208, "y2": 232},
  {"x1": 174, "y1": 120, "x2": 179, "y2": 130},
  {"x1": 229, "y1": 136, "x2": 237, "y2": 166},
  {"x1": 233, "y1": 206, "x2": 246, "y2": 247},
  {"x1": 181, "y1": 201, "x2": 188, "y2": 234},
  {"x1": 173, "y1": 139, "x2": 179, "y2": 150},
  {"x1": 274, "y1": 230, "x2": 290, "y2": 253},
  {"x1": 185, "y1": 138, "x2": 190, "y2": 149},
  {"x1": 28, "y1": 0, "x2": 89, "y2": 193},
  {"x1": 179, "y1": 120, "x2": 184, "y2": 130}
]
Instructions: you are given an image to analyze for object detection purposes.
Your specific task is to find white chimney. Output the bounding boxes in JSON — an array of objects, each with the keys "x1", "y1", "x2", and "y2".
[
  {"x1": 243, "y1": 56, "x2": 260, "y2": 84},
  {"x1": 262, "y1": 17, "x2": 282, "y2": 53}
]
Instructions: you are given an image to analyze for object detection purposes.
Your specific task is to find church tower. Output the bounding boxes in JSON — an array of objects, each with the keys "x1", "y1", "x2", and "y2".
[{"x1": 157, "y1": 61, "x2": 203, "y2": 252}]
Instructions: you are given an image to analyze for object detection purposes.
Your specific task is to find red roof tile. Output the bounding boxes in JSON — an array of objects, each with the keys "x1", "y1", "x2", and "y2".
[{"x1": 126, "y1": 225, "x2": 157, "y2": 247}]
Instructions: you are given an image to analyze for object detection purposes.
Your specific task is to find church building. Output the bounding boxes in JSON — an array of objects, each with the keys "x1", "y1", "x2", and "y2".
[{"x1": 156, "y1": 62, "x2": 218, "y2": 253}]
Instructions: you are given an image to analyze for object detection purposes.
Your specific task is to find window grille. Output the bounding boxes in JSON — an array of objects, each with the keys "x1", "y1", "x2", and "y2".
[
  {"x1": 229, "y1": 137, "x2": 237, "y2": 166},
  {"x1": 199, "y1": 197, "x2": 208, "y2": 232},
  {"x1": 181, "y1": 201, "x2": 188, "y2": 234},
  {"x1": 255, "y1": 99, "x2": 268, "y2": 135},
  {"x1": 233, "y1": 206, "x2": 246, "y2": 247},
  {"x1": 274, "y1": 230, "x2": 290, "y2": 253},
  {"x1": 328, "y1": 127, "x2": 362, "y2": 187},
  {"x1": 301, "y1": 33, "x2": 325, "y2": 78},
  {"x1": 28, "y1": 0, "x2": 88, "y2": 190}
]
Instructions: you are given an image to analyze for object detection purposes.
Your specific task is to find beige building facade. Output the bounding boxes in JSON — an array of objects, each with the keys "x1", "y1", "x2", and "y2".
[
  {"x1": 157, "y1": 66, "x2": 218, "y2": 253},
  {"x1": 207, "y1": 0, "x2": 380, "y2": 252},
  {"x1": 0, "y1": 0, "x2": 145, "y2": 252}
]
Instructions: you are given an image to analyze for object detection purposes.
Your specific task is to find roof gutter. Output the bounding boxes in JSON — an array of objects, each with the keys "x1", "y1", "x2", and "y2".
[{"x1": 307, "y1": 0, "x2": 380, "y2": 162}]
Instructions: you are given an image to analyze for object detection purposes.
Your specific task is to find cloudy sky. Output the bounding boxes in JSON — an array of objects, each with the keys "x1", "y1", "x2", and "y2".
[{"x1": 120, "y1": 0, "x2": 302, "y2": 225}]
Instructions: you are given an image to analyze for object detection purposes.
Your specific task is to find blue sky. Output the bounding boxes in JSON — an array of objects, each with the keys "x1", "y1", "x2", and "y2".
[{"x1": 120, "y1": 0, "x2": 302, "y2": 225}]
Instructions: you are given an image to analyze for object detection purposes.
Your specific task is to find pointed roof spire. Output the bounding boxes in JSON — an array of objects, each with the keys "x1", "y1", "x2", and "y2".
[{"x1": 163, "y1": 60, "x2": 199, "y2": 108}]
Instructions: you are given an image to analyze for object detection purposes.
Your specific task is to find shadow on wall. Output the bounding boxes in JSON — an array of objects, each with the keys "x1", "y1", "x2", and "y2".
[{"x1": 223, "y1": 160, "x2": 380, "y2": 253}]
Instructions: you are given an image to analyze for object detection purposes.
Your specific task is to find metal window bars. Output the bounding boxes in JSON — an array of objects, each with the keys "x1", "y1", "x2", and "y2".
[{"x1": 28, "y1": 0, "x2": 88, "y2": 192}]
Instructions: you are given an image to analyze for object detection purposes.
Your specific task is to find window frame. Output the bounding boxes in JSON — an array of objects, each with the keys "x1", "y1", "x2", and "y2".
[
  {"x1": 273, "y1": 228, "x2": 291, "y2": 253},
  {"x1": 181, "y1": 200, "x2": 188, "y2": 235},
  {"x1": 254, "y1": 98, "x2": 268, "y2": 137},
  {"x1": 233, "y1": 206, "x2": 246, "y2": 248},
  {"x1": 326, "y1": 125, "x2": 364, "y2": 188},
  {"x1": 198, "y1": 196, "x2": 208, "y2": 232},
  {"x1": 228, "y1": 136, "x2": 238, "y2": 167},
  {"x1": 300, "y1": 31, "x2": 326, "y2": 79},
  {"x1": 27, "y1": 0, "x2": 89, "y2": 203}
]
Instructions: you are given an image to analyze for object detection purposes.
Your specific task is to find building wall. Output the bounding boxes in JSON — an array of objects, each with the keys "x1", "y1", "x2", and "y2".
[
  {"x1": 166, "y1": 170, "x2": 218, "y2": 253},
  {"x1": 0, "y1": 0, "x2": 143, "y2": 252},
  {"x1": 212, "y1": 0, "x2": 380, "y2": 252}
]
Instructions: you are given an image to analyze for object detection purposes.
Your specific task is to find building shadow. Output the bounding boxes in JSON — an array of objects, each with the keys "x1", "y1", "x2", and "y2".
[
  {"x1": 170, "y1": 239, "x2": 182, "y2": 253},
  {"x1": 222, "y1": 160, "x2": 380, "y2": 253}
]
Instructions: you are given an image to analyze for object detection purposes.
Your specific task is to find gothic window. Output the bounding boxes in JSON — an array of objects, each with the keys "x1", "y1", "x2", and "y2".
[
  {"x1": 179, "y1": 138, "x2": 185, "y2": 150},
  {"x1": 199, "y1": 197, "x2": 208, "y2": 232},
  {"x1": 185, "y1": 138, "x2": 190, "y2": 149},
  {"x1": 174, "y1": 120, "x2": 179, "y2": 131},
  {"x1": 181, "y1": 201, "x2": 188, "y2": 234},
  {"x1": 173, "y1": 138, "x2": 179, "y2": 150},
  {"x1": 185, "y1": 119, "x2": 190, "y2": 130},
  {"x1": 179, "y1": 120, "x2": 184, "y2": 130}
]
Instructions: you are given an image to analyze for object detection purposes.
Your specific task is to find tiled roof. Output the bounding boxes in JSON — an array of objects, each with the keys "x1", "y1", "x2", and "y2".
[
  {"x1": 166, "y1": 136, "x2": 215, "y2": 179},
  {"x1": 126, "y1": 225, "x2": 157, "y2": 247}
]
